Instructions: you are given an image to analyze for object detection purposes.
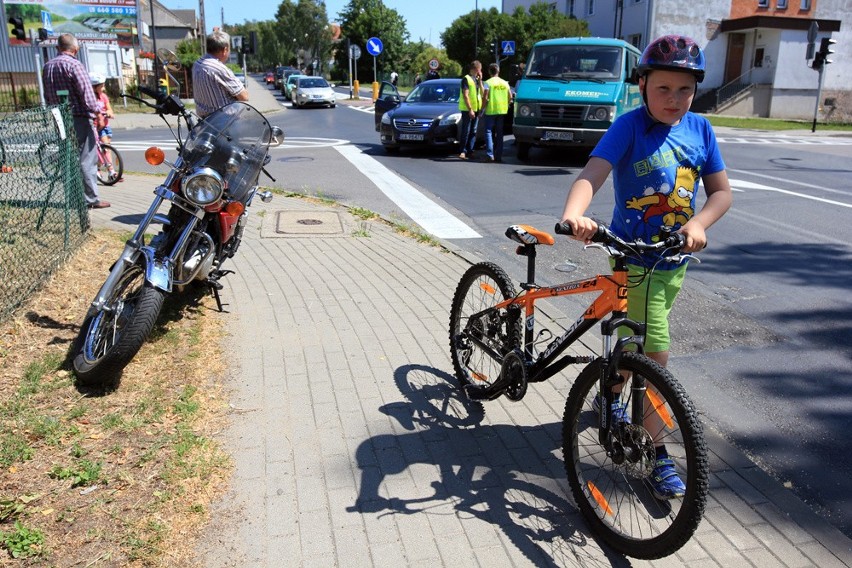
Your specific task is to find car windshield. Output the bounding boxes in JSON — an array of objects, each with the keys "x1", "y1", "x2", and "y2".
[
  {"x1": 299, "y1": 78, "x2": 329, "y2": 88},
  {"x1": 405, "y1": 83, "x2": 460, "y2": 103},
  {"x1": 526, "y1": 45, "x2": 622, "y2": 81}
]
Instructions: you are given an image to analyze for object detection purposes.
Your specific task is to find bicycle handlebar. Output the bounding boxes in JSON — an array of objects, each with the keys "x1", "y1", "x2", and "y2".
[{"x1": 554, "y1": 221, "x2": 685, "y2": 253}]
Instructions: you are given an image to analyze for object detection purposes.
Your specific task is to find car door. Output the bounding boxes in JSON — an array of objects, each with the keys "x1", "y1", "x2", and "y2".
[{"x1": 374, "y1": 81, "x2": 401, "y2": 130}]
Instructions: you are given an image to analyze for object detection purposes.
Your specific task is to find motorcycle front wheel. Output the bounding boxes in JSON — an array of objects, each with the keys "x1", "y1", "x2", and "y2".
[{"x1": 72, "y1": 260, "x2": 164, "y2": 388}]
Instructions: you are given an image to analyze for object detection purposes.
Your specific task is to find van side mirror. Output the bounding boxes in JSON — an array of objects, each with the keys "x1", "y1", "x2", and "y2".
[{"x1": 627, "y1": 68, "x2": 640, "y2": 84}]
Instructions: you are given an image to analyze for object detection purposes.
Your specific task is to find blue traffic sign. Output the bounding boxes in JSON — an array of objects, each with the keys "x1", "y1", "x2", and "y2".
[
  {"x1": 501, "y1": 40, "x2": 515, "y2": 55},
  {"x1": 41, "y1": 10, "x2": 53, "y2": 33},
  {"x1": 366, "y1": 37, "x2": 383, "y2": 56}
]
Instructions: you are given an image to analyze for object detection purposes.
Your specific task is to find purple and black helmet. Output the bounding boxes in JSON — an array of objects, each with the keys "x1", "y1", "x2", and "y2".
[{"x1": 638, "y1": 35, "x2": 705, "y2": 83}]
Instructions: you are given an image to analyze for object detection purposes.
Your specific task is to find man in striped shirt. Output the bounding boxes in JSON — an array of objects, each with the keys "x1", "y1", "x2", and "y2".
[
  {"x1": 42, "y1": 33, "x2": 109, "y2": 208},
  {"x1": 192, "y1": 30, "x2": 249, "y2": 118}
]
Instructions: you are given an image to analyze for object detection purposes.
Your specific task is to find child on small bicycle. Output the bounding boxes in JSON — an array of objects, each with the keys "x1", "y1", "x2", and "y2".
[
  {"x1": 560, "y1": 35, "x2": 733, "y2": 499},
  {"x1": 90, "y1": 73, "x2": 119, "y2": 181}
]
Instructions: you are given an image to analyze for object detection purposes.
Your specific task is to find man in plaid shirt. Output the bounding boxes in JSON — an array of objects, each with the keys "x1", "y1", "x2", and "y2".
[{"x1": 43, "y1": 33, "x2": 109, "y2": 208}]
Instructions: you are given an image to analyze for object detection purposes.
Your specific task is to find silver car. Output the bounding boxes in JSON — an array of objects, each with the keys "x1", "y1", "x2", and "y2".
[{"x1": 292, "y1": 77, "x2": 336, "y2": 109}]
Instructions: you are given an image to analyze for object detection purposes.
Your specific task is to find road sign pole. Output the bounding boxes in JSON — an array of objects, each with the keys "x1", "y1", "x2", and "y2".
[
  {"x1": 374, "y1": 56, "x2": 377, "y2": 84},
  {"x1": 347, "y1": 38, "x2": 353, "y2": 99}
]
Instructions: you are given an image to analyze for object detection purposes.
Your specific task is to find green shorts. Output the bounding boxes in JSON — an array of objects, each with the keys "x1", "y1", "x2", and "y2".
[{"x1": 616, "y1": 263, "x2": 687, "y2": 353}]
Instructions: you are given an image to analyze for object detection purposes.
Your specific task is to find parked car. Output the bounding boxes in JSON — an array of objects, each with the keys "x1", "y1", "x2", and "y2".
[
  {"x1": 282, "y1": 73, "x2": 305, "y2": 100},
  {"x1": 375, "y1": 79, "x2": 469, "y2": 154},
  {"x1": 265, "y1": 71, "x2": 275, "y2": 85},
  {"x1": 291, "y1": 77, "x2": 336, "y2": 108},
  {"x1": 374, "y1": 79, "x2": 512, "y2": 154}
]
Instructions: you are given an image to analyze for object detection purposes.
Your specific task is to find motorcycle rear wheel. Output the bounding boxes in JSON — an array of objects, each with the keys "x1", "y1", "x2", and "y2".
[{"x1": 72, "y1": 261, "x2": 164, "y2": 388}]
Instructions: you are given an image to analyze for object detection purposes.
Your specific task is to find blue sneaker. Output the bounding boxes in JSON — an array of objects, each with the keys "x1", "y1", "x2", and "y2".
[
  {"x1": 649, "y1": 458, "x2": 686, "y2": 500},
  {"x1": 593, "y1": 394, "x2": 631, "y2": 425}
]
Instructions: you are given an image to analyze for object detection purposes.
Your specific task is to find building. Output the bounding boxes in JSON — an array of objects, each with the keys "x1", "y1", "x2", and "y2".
[{"x1": 502, "y1": 0, "x2": 848, "y2": 121}]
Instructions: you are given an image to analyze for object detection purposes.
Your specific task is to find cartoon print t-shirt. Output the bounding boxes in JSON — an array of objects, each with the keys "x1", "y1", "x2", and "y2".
[{"x1": 590, "y1": 107, "x2": 726, "y2": 269}]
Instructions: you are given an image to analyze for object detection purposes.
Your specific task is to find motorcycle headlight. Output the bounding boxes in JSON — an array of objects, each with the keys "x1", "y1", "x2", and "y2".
[
  {"x1": 439, "y1": 112, "x2": 461, "y2": 126},
  {"x1": 181, "y1": 167, "x2": 224, "y2": 206}
]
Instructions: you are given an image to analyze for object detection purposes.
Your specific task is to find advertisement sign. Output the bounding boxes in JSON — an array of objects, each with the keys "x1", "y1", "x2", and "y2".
[{"x1": 4, "y1": 0, "x2": 138, "y2": 47}]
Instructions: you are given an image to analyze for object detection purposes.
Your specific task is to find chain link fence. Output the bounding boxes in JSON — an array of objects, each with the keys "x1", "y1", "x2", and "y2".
[{"x1": 0, "y1": 103, "x2": 90, "y2": 324}]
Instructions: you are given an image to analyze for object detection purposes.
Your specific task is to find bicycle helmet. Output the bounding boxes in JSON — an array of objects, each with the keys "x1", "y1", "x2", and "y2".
[
  {"x1": 638, "y1": 35, "x2": 705, "y2": 83},
  {"x1": 89, "y1": 73, "x2": 106, "y2": 86}
]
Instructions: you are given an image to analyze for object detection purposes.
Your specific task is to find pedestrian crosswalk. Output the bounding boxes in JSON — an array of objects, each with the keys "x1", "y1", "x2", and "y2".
[{"x1": 717, "y1": 136, "x2": 852, "y2": 145}]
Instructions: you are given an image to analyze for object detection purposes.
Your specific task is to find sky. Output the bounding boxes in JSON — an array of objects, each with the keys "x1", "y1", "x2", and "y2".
[{"x1": 164, "y1": 0, "x2": 503, "y2": 47}]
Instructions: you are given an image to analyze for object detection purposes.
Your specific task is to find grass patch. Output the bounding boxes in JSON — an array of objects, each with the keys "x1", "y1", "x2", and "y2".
[
  {"x1": 0, "y1": 229, "x2": 230, "y2": 565},
  {"x1": 704, "y1": 115, "x2": 852, "y2": 131}
]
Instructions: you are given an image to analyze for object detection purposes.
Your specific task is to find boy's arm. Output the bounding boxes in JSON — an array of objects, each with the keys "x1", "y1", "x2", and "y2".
[
  {"x1": 560, "y1": 156, "x2": 612, "y2": 242},
  {"x1": 680, "y1": 169, "x2": 733, "y2": 252}
]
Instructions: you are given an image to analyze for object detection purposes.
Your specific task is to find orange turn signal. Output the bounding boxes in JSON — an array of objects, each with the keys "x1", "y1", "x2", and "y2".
[
  {"x1": 224, "y1": 201, "x2": 245, "y2": 216},
  {"x1": 145, "y1": 147, "x2": 165, "y2": 165}
]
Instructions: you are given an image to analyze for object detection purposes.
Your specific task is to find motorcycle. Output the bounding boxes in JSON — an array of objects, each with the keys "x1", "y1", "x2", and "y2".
[{"x1": 72, "y1": 73, "x2": 283, "y2": 388}]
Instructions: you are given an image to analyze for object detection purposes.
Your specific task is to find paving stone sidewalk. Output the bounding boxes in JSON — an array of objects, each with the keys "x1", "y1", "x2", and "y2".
[{"x1": 87, "y1": 174, "x2": 852, "y2": 567}]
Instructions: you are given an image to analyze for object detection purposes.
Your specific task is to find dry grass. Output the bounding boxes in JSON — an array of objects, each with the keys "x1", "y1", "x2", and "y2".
[{"x1": 0, "y1": 230, "x2": 231, "y2": 566}]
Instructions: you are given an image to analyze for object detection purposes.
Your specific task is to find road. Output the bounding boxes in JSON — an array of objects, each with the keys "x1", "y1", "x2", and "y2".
[{"x1": 113, "y1": 85, "x2": 852, "y2": 537}]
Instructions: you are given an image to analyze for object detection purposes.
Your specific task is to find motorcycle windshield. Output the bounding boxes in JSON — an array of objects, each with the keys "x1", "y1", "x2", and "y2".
[{"x1": 182, "y1": 102, "x2": 273, "y2": 203}]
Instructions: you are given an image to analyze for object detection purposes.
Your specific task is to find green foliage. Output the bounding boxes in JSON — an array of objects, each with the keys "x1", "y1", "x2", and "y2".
[
  {"x1": 0, "y1": 521, "x2": 45, "y2": 559},
  {"x1": 442, "y1": 3, "x2": 589, "y2": 73},
  {"x1": 48, "y1": 459, "x2": 104, "y2": 487},
  {"x1": 411, "y1": 47, "x2": 461, "y2": 79},
  {"x1": 334, "y1": 0, "x2": 409, "y2": 82},
  {"x1": 175, "y1": 38, "x2": 202, "y2": 69}
]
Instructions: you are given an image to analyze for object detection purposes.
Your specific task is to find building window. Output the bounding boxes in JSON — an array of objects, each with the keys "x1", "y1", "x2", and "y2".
[
  {"x1": 777, "y1": 0, "x2": 787, "y2": 7},
  {"x1": 588, "y1": 0, "x2": 595, "y2": 16},
  {"x1": 800, "y1": 0, "x2": 810, "y2": 8},
  {"x1": 628, "y1": 34, "x2": 642, "y2": 48},
  {"x1": 566, "y1": 0, "x2": 575, "y2": 16},
  {"x1": 753, "y1": 47, "x2": 765, "y2": 67},
  {"x1": 758, "y1": 0, "x2": 768, "y2": 7}
]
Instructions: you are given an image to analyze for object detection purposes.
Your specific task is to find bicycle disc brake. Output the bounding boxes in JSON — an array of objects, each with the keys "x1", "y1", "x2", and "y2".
[
  {"x1": 501, "y1": 349, "x2": 528, "y2": 401},
  {"x1": 613, "y1": 424, "x2": 655, "y2": 478}
]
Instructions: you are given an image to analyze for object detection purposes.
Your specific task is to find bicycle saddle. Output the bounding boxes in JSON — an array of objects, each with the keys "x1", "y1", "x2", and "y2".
[{"x1": 505, "y1": 225, "x2": 555, "y2": 246}]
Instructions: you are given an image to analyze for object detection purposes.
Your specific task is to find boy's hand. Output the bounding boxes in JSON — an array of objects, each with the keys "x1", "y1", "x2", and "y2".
[
  {"x1": 678, "y1": 221, "x2": 707, "y2": 253},
  {"x1": 561, "y1": 216, "x2": 599, "y2": 243}
]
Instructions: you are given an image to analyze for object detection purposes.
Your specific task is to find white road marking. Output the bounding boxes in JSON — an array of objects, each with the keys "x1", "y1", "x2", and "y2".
[
  {"x1": 718, "y1": 136, "x2": 852, "y2": 145},
  {"x1": 729, "y1": 178, "x2": 852, "y2": 208},
  {"x1": 335, "y1": 144, "x2": 481, "y2": 239},
  {"x1": 111, "y1": 138, "x2": 349, "y2": 151}
]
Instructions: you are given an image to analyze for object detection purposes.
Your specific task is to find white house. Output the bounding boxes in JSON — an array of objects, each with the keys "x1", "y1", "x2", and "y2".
[{"x1": 502, "y1": 0, "x2": 848, "y2": 121}]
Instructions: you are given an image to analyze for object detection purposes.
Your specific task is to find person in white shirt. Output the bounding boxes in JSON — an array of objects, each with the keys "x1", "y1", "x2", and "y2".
[{"x1": 192, "y1": 30, "x2": 248, "y2": 118}]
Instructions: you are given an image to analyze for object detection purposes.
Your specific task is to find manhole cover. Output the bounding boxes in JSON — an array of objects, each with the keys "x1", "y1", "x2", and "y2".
[{"x1": 274, "y1": 210, "x2": 343, "y2": 235}]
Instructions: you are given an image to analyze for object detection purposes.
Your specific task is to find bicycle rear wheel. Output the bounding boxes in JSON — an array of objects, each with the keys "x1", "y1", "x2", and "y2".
[
  {"x1": 562, "y1": 353, "x2": 708, "y2": 559},
  {"x1": 448, "y1": 262, "x2": 520, "y2": 395},
  {"x1": 96, "y1": 143, "x2": 123, "y2": 186}
]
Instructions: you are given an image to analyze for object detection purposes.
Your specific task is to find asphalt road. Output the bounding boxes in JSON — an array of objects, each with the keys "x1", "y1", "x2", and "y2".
[{"x1": 113, "y1": 86, "x2": 852, "y2": 537}]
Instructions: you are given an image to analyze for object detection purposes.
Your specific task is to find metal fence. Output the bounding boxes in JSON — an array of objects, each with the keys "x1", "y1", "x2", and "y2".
[{"x1": 0, "y1": 103, "x2": 89, "y2": 323}]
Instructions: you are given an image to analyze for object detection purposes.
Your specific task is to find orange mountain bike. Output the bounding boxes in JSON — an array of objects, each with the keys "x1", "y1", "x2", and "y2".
[{"x1": 448, "y1": 222, "x2": 709, "y2": 559}]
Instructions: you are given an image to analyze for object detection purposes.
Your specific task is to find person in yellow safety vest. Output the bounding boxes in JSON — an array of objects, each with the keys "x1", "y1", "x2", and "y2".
[
  {"x1": 458, "y1": 60, "x2": 483, "y2": 160},
  {"x1": 482, "y1": 62, "x2": 513, "y2": 163}
]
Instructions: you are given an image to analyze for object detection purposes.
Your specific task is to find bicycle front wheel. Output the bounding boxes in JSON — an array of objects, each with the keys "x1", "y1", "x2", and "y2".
[
  {"x1": 448, "y1": 262, "x2": 520, "y2": 395},
  {"x1": 562, "y1": 353, "x2": 708, "y2": 559},
  {"x1": 96, "y1": 144, "x2": 123, "y2": 186}
]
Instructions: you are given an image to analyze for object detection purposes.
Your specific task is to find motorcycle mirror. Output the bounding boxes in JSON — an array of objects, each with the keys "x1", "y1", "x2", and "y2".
[
  {"x1": 269, "y1": 126, "x2": 285, "y2": 148},
  {"x1": 157, "y1": 48, "x2": 181, "y2": 71}
]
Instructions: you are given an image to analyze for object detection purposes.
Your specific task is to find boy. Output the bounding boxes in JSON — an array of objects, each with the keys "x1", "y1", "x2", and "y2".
[{"x1": 560, "y1": 35, "x2": 732, "y2": 499}]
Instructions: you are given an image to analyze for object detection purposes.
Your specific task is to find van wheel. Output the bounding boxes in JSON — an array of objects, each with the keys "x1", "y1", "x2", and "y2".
[{"x1": 517, "y1": 142, "x2": 531, "y2": 161}]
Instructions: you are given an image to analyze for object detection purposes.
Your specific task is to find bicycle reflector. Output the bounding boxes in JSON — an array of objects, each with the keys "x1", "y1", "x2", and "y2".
[{"x1": 145, "y1": 147, "x2": 165, "y2": 165}]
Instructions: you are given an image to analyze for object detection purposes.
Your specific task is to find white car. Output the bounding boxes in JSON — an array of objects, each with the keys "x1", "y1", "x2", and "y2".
[{"x1": 292, "y1": 77, "x2": 336, "y2": 109}]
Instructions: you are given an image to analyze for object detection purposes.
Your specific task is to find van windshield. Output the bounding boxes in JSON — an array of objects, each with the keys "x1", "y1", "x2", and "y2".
[{"x1": 526, "y1": 45, "x2": 622, "y2": 81}]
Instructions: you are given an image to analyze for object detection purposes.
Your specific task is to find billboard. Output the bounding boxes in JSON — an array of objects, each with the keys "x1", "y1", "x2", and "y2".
[{"x1": 4, "y1": 0, "x2": 138, "y2": 47}]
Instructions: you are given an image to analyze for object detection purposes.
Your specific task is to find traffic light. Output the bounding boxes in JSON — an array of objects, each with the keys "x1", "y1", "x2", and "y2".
[
  {"x1": 245, "y1": 31, "x2": 258, "y2": 55},
  {"x1": 818, "y1": 37, "x2": 836, "y2": 65},
  {"x1": 8, "y1": 16, "x2": 25, "y2": 41},
  {"x1": 811, "y1": 37, "x2": 836, "y2": 70}
]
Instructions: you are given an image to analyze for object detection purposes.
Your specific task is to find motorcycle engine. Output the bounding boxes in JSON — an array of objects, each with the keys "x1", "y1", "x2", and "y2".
[{"x1": 183, "y1": 241, "x2": 215, "y2": 281}]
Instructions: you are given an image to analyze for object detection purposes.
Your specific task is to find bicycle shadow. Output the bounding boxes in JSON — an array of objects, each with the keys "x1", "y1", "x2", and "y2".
[{"x1": 347, "y1": 363, "x2": 630, "y2": 567}]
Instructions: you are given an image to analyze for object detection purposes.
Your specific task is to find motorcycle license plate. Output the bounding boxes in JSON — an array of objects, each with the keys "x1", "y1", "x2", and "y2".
[
  {"x1": 543, "y1": 130, "x2": 573, "y2": 141},
  {"x1": 399, "y1": 133, "x2": 424, "y2": 141}
]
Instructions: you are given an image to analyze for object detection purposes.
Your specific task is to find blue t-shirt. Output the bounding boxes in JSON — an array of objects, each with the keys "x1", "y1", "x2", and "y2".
[{"x1": 591, "y1": 107, "x2": 725, "y2": 268}]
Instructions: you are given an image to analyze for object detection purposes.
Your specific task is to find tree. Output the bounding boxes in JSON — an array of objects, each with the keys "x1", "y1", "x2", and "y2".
[
  {"x1": 410, "y1": 46, "x2": 461, "y2": 79},
  {"x1": 334, "y1": 0, "x2": 408, "y2": 83},
  {"x1": 174, "y1": 38, "x2": 201, "y2": 69},
  {"x1": 275, "y1": 0, "x2": 333, "y2": 74},
  {"x1": 442, "y1": 3, "x2": 589, "y2": 73}
]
